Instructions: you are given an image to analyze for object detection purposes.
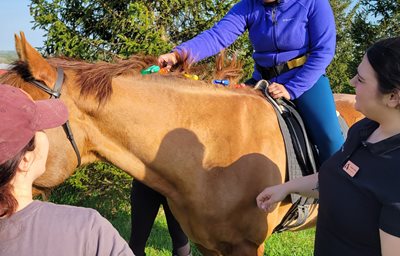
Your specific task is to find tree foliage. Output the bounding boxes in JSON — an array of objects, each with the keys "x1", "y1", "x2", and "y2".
[
  {"x1": 30, "y1": 0, "x2": 236, "y2": 61},
  {"x1": 327, "y1": 0, "x2": 357, "y2": 94},
  {"x1": 29, "y1": 0, "x2": 400, "y2": 87},
  {"x1": 349, "y1": 0, "x2": 400, "y2": 79}
]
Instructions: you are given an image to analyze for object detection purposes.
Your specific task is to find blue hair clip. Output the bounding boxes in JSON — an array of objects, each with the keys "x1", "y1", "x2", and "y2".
[{"x1": 213, "y1": 79, "x2": 229, "y2": 86}]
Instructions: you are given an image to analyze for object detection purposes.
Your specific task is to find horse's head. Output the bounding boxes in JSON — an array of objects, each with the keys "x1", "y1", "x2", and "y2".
[{"x1": 0, "y1": 32, "x2": 91, "y2": 193}]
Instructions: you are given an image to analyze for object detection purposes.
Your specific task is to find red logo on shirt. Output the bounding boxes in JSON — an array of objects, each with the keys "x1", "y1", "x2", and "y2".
[{"x1": 343, "y1": 160, "x2": 359, "y2": 177}]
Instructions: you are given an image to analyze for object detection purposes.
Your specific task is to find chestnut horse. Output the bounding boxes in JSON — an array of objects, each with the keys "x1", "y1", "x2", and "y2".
[{"x1": 1, "y1": 33, "x2": 362, "y2": 255}]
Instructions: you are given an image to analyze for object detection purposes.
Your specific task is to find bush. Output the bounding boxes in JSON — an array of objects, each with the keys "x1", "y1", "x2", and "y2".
[{"x1": 49, "y1": 162, "x2": 132, "y2": 220}]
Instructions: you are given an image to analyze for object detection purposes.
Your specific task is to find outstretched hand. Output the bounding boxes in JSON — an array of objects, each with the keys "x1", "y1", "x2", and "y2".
[
  {"x1": 267, "y1": 82, "x2": 291, "y2": 100},
  {"x1": 256, "y1": 184, "x2": 289, "y2": 213},
  {"x1": 158, "y1": 52, "x2": 178, "y2": 70}
]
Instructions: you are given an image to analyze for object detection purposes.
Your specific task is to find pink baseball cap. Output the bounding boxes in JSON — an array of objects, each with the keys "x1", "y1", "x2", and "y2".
[{"x1": 0, "y1": 84, "x2": 68, "y2": 164}]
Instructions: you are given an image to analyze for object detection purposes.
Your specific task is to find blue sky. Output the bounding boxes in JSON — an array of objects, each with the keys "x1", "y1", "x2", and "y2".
[{"x1": 0, "y1": 1, "x2": 45, "y2": 51}]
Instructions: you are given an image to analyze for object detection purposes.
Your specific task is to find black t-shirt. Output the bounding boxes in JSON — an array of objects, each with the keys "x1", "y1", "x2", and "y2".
[{"x1": 315, "y1": 118, "x2": 400, "y2": 256}]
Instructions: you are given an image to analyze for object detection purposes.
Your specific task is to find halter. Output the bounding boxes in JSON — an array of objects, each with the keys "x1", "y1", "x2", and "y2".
[{"x1": 29, "y1": 67, "x2": 82, "y2": 167}]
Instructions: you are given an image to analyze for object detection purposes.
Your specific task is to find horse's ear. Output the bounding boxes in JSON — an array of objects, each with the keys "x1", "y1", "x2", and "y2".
[
  {"x1": 14, "y1": 32, "x2": 26, "y2": 62},
  {"x1": 19, "y1": 31, "x2": 57, "y2": 89}
]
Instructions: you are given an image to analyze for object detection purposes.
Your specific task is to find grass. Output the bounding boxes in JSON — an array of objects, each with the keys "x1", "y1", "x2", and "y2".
[
  {"x1": 122, "y1": 209, "x2": 315, "y2": 256},
  {"x1": 265, "y1": 229, "x2": 315, "y2": 256},
  {"x1": 47, "y1": 163, "x2": 315, "y2": 255},
  {"x1": 0, "y1": 51, "x2": 17, "y2": 64}
]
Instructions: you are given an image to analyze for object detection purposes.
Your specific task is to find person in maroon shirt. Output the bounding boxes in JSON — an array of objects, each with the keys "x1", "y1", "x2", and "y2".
[
  {"x1": 0, "y1": 84, "x2": 134, "y2": 256},
  {"x1": 256, "y1": 37, "x2": 400, "y2": 256}
]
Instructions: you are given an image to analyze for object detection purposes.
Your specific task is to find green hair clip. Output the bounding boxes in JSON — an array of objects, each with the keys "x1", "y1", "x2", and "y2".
[{"x1": 141, "y1": 65, "x2": 161, "y2": 75}]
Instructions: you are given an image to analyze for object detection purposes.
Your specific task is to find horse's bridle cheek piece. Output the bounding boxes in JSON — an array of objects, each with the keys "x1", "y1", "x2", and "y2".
[{"x1": 28, "y1": 67, "x2": 82, "y2": 167}]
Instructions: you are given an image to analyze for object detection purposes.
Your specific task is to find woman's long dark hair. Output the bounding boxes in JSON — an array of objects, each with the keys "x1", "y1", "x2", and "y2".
[
  {"x1": 367, "y1": 37, "x2": 400, "y2": 94},
  {"x1": 0, "y1": 137, "x2": 35, "y2": 217}
]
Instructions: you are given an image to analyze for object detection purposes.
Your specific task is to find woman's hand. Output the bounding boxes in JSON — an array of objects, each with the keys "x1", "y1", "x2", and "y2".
[
  {"x1": 267, "y1": 82, "x2": 291, "y2": 100},
  {"x1": 256, "y1": 184, "x2": 290, "y2": 213},
  {"x1": 158, "y1": 52, "x2": 178, "y2": 70}
]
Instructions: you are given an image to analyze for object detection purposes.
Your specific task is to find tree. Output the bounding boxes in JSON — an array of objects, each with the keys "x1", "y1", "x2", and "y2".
[
  {"x1": 349, "y1": 0, "x2": 400, "y2": 79},
  {"x1": 30, "y1": 0, "x2": 236, "y2": 61},
  {"x1": 327, "y1": 0, "x2": 358, "y2": 94},
  {"x1": 32, "y1": 0, "x2": 395, "y2": 93}
]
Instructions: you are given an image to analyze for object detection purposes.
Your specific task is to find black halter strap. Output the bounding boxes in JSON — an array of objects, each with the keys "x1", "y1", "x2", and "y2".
[{"x1": 29, "y1": 67, "x2": 82, "y2": 167}]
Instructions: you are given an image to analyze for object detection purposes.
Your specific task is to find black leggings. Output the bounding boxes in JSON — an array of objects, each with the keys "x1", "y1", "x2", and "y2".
[{"x1": 129, "y1": 180, "x2": 190, "y2": 256}]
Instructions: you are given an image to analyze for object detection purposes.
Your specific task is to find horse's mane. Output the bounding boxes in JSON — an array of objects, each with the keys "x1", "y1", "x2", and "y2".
[
  {"x1": 49, "y1": 55, "x2": 157, "y2": 105},
  {"x1": 1, "y1": 51, "x2": 259, "y2": 105}
]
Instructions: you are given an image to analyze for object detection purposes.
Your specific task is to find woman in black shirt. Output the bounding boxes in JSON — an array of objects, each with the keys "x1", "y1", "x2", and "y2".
[{"x1": 256, "y1": 37, "x2": 400, "y2": 256}]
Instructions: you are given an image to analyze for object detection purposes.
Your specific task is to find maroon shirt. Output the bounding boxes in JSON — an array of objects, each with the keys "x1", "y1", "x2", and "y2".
[{"x1": 0, "y1": 200, "x2": 134, "y2": 256}]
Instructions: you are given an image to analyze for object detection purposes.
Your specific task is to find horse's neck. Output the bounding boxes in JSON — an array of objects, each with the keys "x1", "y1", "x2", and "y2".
[
  {"x1": 79, "y1": 78, "x2": 235, "y2": 190},
  {"x1": 79, "y1": 78, "x2": 285, "y2": 198},
  {"x1": 96, "y1": 77, "x2": 247, "y2": 152}
]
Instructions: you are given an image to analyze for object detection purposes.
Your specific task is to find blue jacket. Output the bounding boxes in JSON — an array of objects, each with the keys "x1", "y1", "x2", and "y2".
[{"x1": 174, "y1": 0, "x2": 336, "y2": 99}]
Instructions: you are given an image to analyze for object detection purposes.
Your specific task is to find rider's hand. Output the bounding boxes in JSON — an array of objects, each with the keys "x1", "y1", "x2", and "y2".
[
  {"x1": 256, "y1": 184, "x2": 289, "y2": 213},
  {"x1": 158, "y1": 52, "x2": 179, "y2": 70},
  {"x1": 267, "y1": 82, "x2": 291, "y2": 100}
]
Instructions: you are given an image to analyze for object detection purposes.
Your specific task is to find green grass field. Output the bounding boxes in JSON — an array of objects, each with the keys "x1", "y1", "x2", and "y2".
[
  {"x1": 105, "y1": 206, "x2": 315, "y2": 256},
  {"x1": 0, "y1": 51, "x2": 17, "y2": 64},
  {"x1": 48, "y1": 163, "x2": 315, "y2": 255}
]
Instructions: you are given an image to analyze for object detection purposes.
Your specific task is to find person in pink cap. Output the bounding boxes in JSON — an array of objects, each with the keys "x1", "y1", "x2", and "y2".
[{"x1": 0, "y1": 84, "x2": 134, "y2": 256}]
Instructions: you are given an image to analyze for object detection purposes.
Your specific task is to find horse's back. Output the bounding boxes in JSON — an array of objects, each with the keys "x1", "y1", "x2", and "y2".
[{"x1": 334, "y1": 93, "x2": 364, "y2": 127}]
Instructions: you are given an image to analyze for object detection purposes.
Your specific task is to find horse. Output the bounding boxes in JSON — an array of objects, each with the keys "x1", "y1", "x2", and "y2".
[{"x1": 0, "y1": 32, "x2": 363, "y2": 255}]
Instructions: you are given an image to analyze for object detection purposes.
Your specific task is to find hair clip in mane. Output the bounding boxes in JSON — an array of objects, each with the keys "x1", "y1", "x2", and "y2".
[
  {"x1": 184, "y1": 73, "x2": 199, "y2": 80},
  {"x1": 141, "y1": 65, "x2": 161, "y2": 75},
  {"x1": 159, "y1": 67, "x2": 169, "y2": 75},
  {"x1": 213, "y1": 79, "x2": 229, "y2": 86}
]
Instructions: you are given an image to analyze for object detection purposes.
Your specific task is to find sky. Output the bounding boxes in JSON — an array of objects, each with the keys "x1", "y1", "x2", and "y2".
[{"x1": 0, "y1": 1, "x2": 45, "y2": 51}]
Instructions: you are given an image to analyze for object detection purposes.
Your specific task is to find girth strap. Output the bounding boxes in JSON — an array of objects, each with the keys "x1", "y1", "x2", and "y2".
[{"x1": 254, "y1": 80, "x2": 318, "y2": 232}]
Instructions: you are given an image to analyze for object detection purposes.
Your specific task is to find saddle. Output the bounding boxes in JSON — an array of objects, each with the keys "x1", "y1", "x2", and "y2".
[{"x1": 254, "y1": 80, "x2": 348, "y2": 232}]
